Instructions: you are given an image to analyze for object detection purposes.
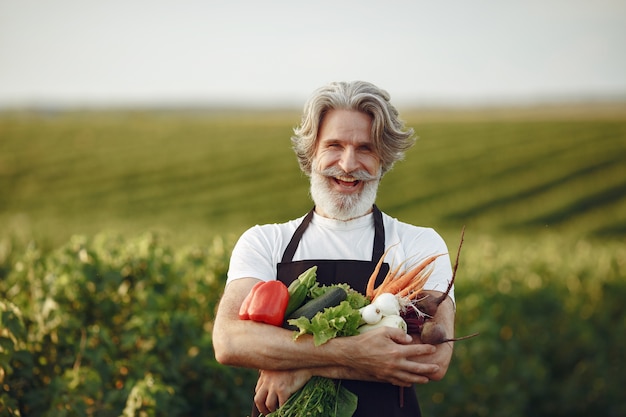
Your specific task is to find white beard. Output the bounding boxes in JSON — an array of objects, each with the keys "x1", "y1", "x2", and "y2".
[{"x1": 310, "y1": 165, "x2": 381, "y2": 221}]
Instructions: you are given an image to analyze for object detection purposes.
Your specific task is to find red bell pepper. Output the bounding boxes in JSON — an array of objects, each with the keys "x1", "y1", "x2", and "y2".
[{"x1": 238, "y1": 280, "x2": 290, "y2": 326}]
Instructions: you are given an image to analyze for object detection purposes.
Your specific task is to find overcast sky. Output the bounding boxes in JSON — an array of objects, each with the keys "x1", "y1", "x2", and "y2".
[{"x1": 1, "y1": 0, "x2": 625, "y2": 108}]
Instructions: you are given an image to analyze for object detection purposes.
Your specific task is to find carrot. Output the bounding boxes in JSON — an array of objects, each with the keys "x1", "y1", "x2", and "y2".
[
  {"x1": 365, "y1": 245, "x2": 396, "y2": 299},
  {"x1": 397, "y1": 266, "x2": 434, "y2": 299},
  {"x1": 406, "y1": 226, "x2": 479, "y2": 347},
  {"x1": 372, "y1": 259, "x2": 409, "y2": 298},
  {"x1": 377, "y1": 253, "x2": 446, "y2": 298}
]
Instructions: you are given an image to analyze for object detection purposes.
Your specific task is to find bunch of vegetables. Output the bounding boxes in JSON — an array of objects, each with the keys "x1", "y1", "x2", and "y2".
[
  {"x1": 357, "y1": 292, "x2": 406, "y2": 333},
  {"x1": 364, "y1": 227, "x2": 478, "y2": 345},
  {"x1": 238, "y1": 228, "x2": 477, "y2": 416},
  {"x1": 238, "y1": 266, "x2": 368, "y2": 417}
]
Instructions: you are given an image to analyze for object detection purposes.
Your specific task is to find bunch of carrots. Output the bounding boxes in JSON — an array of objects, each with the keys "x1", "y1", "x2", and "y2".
[
  {"x1": 365, "y1": 227, "x2": 478, "y2": 345},
  {"x1": 363, "y1": 227, "x2": 476, "y2": 409},
  {"x1": 365, "y1": 248, "x2": 446, "y2": 302}
]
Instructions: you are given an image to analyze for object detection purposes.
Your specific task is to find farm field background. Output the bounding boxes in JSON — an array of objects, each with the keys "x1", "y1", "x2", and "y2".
[
  {"x1": 1, "y1": 103, "x2": 626, "y2": 248},
  {"x1": 1, "y1": 104, "x2": 625, "y2": 416}
]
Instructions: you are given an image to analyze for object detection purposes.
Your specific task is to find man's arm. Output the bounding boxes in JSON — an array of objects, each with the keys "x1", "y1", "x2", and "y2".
[
  {"x1": 212, "y1": 277, "x2": 440, "y2": 384},
  {"x1": 408, "y1": 290, "x2": 456, "y2": 381},
  {"x1": 250, "y1": 289, "x2": 455, "y2": 414}
]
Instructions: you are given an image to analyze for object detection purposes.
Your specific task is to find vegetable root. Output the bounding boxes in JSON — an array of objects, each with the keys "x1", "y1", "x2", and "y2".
[
  {"x1": 383, "y1": 253, "x2": 446, "y2": 299},
  {"x1": 365, "y1": 244, "x2": 397, "y2": 299},
  {"x1": 420, "y1": 321, "x2": 479, "y2": 345},
  {"x1": 365, "y1": 245, "x2": 446, "y2": 302},
  {"x1": 367, "y1": 227, "x2": 479, "y2": 347},
  {"x1": 399, "y1": 226, "x2": 479, "y2": 346},
  {"x1": 413, "y1": 226, "x2": 465, "y2": 316}
]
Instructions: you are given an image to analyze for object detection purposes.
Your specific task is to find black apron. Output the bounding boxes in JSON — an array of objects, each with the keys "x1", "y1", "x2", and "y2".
[{"x1": 250, "y1": 206, "x2": 422, "y2": 417}]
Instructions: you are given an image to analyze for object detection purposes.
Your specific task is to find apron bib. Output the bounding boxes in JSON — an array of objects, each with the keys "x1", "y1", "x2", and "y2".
[{"x1": 250, "y1": 206, "x2": 422, "y2": 417}]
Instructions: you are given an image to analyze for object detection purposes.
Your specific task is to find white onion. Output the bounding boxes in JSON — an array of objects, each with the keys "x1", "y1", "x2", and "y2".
[
  {"x1": 373, "y1": 292, "x2": 401, "y2": 316},
  {"x1": 359, "y1": 303, "x2": 383, "y2": 324},
  {"x1": 358, "y1": 315, "x2": 407, "y2": 334}
]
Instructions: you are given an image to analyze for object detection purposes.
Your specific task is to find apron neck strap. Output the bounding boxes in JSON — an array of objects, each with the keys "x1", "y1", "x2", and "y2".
[
  {"x1": 280, "y1": 205, "x2": 385, "y2": 263},
  {"x1": 371, "y1": 205, "x2": 385, "y2": 261}
]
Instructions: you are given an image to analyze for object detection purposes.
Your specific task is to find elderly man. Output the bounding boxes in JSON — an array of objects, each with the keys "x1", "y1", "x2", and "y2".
[{"x1": 213, "y1": 81, "x2": 455, "y2": 417}]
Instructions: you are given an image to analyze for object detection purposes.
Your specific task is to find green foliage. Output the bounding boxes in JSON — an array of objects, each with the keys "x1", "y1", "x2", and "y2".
[
  {"x1": 1, "y1": 299, "x2": 28, "y2": 416},
  {"x1": 1, "y1": 109, "x2": 625, "y2": 416},
  {"x1": 1, "y1": 110, "x2": 625, "y2": 246},
  {"x1": 0, "y1": 232, "x2": 256, "y2": 417},
  {"x1": 263, "y1": 376, "x2": 357, "y2": 417},
  {"x1": 1, "y1": 232, "x2": 624, "y2": 417},
  {"x1": 289, "y1": 300, "x2": 363, "y2": 346},
  {"x1": 417, "y1": 233, "x2": 626, "y2": 417}
]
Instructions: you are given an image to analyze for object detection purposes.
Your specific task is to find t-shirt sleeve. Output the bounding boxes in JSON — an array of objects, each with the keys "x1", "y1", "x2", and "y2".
[{"x1": 226, "y1": 225, "x2": 278, "y2": 285}]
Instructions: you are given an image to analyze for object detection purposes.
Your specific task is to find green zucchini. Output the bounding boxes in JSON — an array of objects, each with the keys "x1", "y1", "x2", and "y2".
[
  {"x1": 284, "y1": 287, "x2": 347, "y2": 329},
  {"x1": 284, "y1": 266, "x2": 318, "y2": 317},
  {"x1": 285, "y1": 282, "x2": 308, "y2": 317}
]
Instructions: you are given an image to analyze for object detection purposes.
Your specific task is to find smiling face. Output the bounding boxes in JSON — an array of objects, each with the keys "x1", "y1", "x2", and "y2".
[{"x1": 310, "y1": 109, "x2": 382, "y2": 220}]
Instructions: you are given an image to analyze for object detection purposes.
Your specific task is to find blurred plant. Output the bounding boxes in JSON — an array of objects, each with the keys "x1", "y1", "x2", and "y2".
[
  {"x1": 1, "y1": 232, "x2": 624, "y2": 417},
  {"x1": 1, "y1": 232, "x2": 255, "y2": 417}
]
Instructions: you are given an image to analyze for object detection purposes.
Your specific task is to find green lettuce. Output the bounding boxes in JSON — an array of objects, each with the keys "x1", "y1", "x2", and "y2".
[{"x1": 288, "y1": 299, "x2": 364, "y2": 346}]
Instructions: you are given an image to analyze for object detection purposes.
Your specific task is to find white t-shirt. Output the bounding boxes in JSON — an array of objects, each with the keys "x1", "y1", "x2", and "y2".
[{"x1": 227, "y1": 210, "x2": 454, "y2": 302}]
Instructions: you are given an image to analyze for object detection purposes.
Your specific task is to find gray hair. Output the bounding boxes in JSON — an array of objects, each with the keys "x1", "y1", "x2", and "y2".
[{"x1": 291, "y1": 81, "x2": 416, "y2": 176}]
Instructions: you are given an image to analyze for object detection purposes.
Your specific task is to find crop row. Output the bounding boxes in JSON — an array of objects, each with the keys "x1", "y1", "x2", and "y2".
[{"x1": 2, "y1": 112, "x2": 625, "y2": 246}]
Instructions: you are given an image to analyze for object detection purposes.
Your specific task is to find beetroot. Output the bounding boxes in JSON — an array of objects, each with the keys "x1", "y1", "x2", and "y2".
[
  {"x1": 402, "y1": 227, "x2": 479, "y2": 344},
  {"x1": 420, "y1": 321, "x2": 479, "y2": 345}
]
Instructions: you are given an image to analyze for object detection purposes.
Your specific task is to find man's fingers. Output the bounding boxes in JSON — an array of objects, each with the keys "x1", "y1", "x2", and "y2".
[
  {"x1": 278, "y1": 391, "x2": 291, "y2": 408},
  {"x1": 254, "y1": 384, "x2": 274, "y2": 414},
  {"x1": 254, "y1": 394, "x2": 269, "y2": 415},
  {"x1": 255, "y1": 391, "x2": 278, "y2": 414},
  {"x1": 265, "y1": 392, "x2": 279, "y2": 413}
]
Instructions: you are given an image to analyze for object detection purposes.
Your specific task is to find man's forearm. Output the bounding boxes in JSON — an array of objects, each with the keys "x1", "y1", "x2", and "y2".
[
  {"x1": 409, "y1": 291, "x2": 455, "y2": 381},
  {"x1": 213, "y1": 278, "x2": 442, "y2": 386}
]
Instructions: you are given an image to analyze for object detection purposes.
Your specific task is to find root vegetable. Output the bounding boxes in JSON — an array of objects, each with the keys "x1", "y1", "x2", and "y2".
[
  {"x1": 372, "y1": 292, "x2": 401, "y2": 316},
  {"x1": 413, "y1": 226, "x2": 465, "y2": 317},
  {"x1": 365, "y1": 245, "x2": 396, "y2": 299},
  {"x1": 358, "y1": 314, "x2": 407, "y2": 334},
  {"x1": 359, "y1": 304, "x2": 383, "y2": 325},
  {"x1": 375, "y1": 253, "x2": 446, "y2": 300},
  {"x1": 364, "y1": 226, "x2": 479, "y2": 347},
  {"x1": 420, "y1": 321, "x2": 479, "y2": 345},
  {"x1": 372, "y1": 259, "x2": 408, "y2": 298},
  {"x1": 365, "y1": 243, "x2": 448, "y2": 303},
  {"x1": 399, "y1": 226, "x2": 479, "y2": 346},
  {"x1": 396, "y1": 266, "x2": 434, "y2": 299}
]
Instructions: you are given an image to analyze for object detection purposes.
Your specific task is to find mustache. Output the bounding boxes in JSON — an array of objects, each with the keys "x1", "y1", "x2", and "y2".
[{"x1": 317, "y1": 166, "x2": 380, "y2": 182}]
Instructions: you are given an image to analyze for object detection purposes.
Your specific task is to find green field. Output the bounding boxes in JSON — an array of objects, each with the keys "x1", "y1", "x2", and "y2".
[
  {"x1": 1, "y1": 104, "x2": 626, "y2": 416},
  {"x1": 1, "y1": 104, "x2": 625, "y2": 248}
]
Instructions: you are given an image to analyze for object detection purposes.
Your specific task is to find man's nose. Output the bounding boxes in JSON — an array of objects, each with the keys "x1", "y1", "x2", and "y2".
[{"x1": 338, "y1": 147, "x2": 359, "y2": 173}]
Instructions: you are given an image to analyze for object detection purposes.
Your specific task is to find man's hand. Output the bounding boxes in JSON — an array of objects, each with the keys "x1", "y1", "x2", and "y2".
[
  {"x1": 344, "y1": 326, "x2": 439, "y2": 386},
  {"x1": 254, "y1": 369, "x2": 311, "y2": 415},
  {"x1": 407, "y1": 291, "x2": 456, "y2": 381}
]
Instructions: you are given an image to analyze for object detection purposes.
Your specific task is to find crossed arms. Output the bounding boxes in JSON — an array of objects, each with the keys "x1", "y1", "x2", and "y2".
[{"x1": 212, "y1": 277, "x2": 455, "y2": 414}]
